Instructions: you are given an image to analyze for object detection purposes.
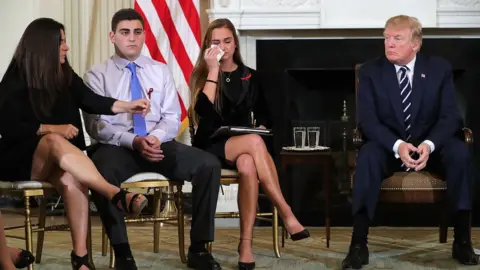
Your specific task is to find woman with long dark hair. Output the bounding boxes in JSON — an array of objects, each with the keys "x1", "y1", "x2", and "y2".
[
  {"x1": 189, "y1": 18, "x2": 310, "y2": 270},
  {"x1": 0, "y1": 18, "x2": 150, "y2": 270}
]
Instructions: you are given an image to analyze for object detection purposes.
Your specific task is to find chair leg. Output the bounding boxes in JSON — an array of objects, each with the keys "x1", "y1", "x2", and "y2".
[
  {"x1": 109, "y1": 245, "x2": 115, "y2": 269},
  {"x1": 87, "y1": 210, "x2": 96, "y2": 269},
  {"x1": 24, "y1": 195, "x2": 34, "y2": 270},
  {"x1": 153, "y1": 188, "x2": 161, "y2": 253},
  {"x1": 439, "y1": 209, "x2": 448, "y2": 243},
  {"x1": 207, "y1": 242, "x2": 212, "y2": 254},
  {"x1": 176, "y1": 186, "x2": 187, "y2": 263},
  {"x1": 101, "y1": 226, "x2": 108, "y2": 256},
  {"x1": 272, "y1": 206, "x2": 280, "y2": 258},
  {"x1": 35, "y1": 197, "x2": 47, "y2": 263}
]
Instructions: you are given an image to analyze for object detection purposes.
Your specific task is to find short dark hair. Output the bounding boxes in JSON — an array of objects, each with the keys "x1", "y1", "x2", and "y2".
[{"x1": 111, "y1": 8, "x2": 144, "y2": 32}]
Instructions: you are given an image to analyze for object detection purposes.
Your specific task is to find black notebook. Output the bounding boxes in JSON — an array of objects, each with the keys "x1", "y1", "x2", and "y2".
[{"x1": 210, "y1": 126, "x2": 273, "y2": 139}]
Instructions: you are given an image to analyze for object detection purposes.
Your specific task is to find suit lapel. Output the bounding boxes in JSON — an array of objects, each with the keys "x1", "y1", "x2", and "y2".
[
  {"x1": 382, "y1": 59, "x2": 404, "y2": 126},
  {"x1": 409, "y1": 54, "x2": 427, "y2": 125}
]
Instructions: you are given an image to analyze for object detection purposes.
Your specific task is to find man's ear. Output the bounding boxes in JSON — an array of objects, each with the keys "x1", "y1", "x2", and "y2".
[{"x1": 109, "y1": 31, "x2": 115, "y2": 43}]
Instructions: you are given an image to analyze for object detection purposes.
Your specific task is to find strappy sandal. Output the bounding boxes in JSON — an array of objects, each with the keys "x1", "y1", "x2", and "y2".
[
  {"x1": 70, "y1": 251, "x2": 93, "y2": 270},
  {"x1": 111, "y1": 189, "x2": 148, "y2": 217},
  {"x1": 13, "y1": 249, "x2": 35, "y2": 269}
]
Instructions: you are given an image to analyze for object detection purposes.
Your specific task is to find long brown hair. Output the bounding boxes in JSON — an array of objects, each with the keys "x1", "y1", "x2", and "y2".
[
  {"x1": 188, "y1": 18, "x2": 243, "y2": 126},
  {"x1": 5, "y1": 17, "x2": 73, "y2": 119}
]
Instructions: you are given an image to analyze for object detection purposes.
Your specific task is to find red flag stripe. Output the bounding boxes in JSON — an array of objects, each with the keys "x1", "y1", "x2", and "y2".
[
  {"x1": 134, "y1": 1, "x2": 166, "y2": 64},
  {"x1": 178, "y1": 0, "x2": 201, "y2": 46},
  {"x1": 151, "y1": 0, "x2": 193, "y2": 84}
]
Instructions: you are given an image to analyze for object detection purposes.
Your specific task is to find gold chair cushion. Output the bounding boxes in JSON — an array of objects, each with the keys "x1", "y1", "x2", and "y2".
[
  {"x1": 123, "y1": 172, "x2": 168, "y2": 184},
  {"x1": 0, "y1": 181, "x2": 53, "y2": 190},
  {"x1": 381, "y1": 172, "x2": 446, "y2": 191},
  {"x1": 221, "y1": 169, "x2": 238, "y2": 178}
]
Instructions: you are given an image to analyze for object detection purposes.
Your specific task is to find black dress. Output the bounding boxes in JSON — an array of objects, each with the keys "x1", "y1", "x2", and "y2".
[
  {"x1": 0, "y1": 66, "x2": 116, "y2": 181},
  {"x1": 192, "y1": 65, "x2": 270, "y2": 166}
]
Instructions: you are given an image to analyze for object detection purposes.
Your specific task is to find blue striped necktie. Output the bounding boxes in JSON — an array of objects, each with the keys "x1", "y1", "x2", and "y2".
[
  {"x1": 127, "y1": 63, "x2": 147, "y2": 136},
  {"x1": 399, "y1": 66, "x2": 412, "y2": 171}
]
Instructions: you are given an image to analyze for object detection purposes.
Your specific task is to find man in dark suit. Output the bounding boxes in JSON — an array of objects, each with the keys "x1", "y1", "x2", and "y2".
[{"x1": 342, "y1": 15, "x2": 478, "y2": 269}]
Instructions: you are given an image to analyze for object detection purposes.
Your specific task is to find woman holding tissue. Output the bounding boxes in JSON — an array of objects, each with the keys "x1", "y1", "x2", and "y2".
[
  {"x1": 0, "y1": 18, "x2": 149, "y2": 270},
  {"x1": 189, "y1": 18, "x2": 309, "y2": 270}
]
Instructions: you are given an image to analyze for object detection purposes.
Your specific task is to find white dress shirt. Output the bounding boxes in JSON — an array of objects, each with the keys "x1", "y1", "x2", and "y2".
[
  {"x1": 392, "y1": 56, "x2": 435, "y2": 158},
  {"x1": 83, "y1": 54, "x2": 181, "y2": 149}
]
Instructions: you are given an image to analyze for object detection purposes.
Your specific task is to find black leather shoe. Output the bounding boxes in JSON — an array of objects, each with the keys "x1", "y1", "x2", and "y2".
[
  {"x1": 290, "y1": 229, "x2": 310, "y2": 241},
  {"x1": 115, "y1": 256, "x2": 138, "y2": 270},
  {"x1": 452, "y1": 240, "x2": 479, "y2": 265},
  {"x1": 341, "y1": 244, "x2": 369, "y2": 269},
  {"x1": 187, "y1": 249, "x2": 222, "y2": 270}
]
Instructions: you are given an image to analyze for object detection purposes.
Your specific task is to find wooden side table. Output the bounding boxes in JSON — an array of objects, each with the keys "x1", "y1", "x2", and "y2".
[{"x1": 280, "y1": 149, "x2": 334, "y2": 248}]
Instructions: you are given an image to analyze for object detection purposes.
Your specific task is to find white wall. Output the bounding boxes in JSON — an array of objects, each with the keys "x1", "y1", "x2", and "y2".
[
  {"x1": 0, "y1": 0, "x2": 133, "y2": 78},
  {"x1": 0, "y1": 0, "x2": 36, "y2": 78}
]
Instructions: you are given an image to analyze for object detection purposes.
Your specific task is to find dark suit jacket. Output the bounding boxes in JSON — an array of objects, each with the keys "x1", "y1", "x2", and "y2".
[
  {"x1": 357, "y1": 53, "x2": 463, "y2": 152},
  {"x1": 192, "y1": 65, "x2": 270, "y2": 150},
  {"x1": 0, "y1": 65, "x2": 116, "y2": 180}
]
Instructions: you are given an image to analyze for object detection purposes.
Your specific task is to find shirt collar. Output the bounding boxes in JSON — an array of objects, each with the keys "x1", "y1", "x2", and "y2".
[
  {"x1": 394, "y1": 55, "x2": 416, "y2": 73},
  {"x1": 112, "y1": 54, "x2": 146, "y2": 70}
]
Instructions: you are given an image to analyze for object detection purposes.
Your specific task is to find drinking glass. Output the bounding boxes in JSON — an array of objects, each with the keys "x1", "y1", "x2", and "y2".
[
  {"x1": 293, "y1": 127, "x2": 306, "y2": 148},
  {"x1": 307, "y1": 127, "x2": 320, "y2": 148}
]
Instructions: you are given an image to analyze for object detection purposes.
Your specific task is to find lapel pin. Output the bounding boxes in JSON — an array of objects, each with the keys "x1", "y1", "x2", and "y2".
[
  {"x1": 421, "y1": 73, "x2": 426, "y2": 79},
  {"x1": 147, "y1": 88, "x2": 154, "y2": 99}
]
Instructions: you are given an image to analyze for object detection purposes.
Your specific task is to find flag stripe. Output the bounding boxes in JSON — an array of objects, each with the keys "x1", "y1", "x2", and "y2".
[
  {"x1": 178, "y1": 0, "x2": 201, "y2": 46},
  {"x1": 151, "y1": 0, "x2": 194, "y2": 84},
  {"x1": 134, "y1": 1, "x2": 166, "y2": 64},
  {"x1": 137, "y1": 0, "x2": 192, "y2": 108},
  {"x1": 165, "y1": 0, "x2": 201, "y2": 65}
]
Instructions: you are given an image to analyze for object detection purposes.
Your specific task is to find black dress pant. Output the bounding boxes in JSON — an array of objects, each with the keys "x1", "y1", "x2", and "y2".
[
  {"x1": 352, "y1": 138, "x2": 472, "y2": 220},
  {"x1": 89, "y1": 141, "x2": 221, "y2": 245}
]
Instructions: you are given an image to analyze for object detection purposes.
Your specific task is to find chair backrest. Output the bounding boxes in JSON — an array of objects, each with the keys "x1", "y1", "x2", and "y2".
[
  {"x1": 354, "y1": 63, "x2": 363, "y2": 119},
  {"x1": 188, "y1": 111, "x2": 195, "y2": 146}
]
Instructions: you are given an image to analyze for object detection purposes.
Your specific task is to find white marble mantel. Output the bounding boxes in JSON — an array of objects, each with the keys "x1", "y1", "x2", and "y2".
[
  {"x1": 207, "y1": 0, "x2": 480, "y2": 69},
  {"x1": 208, "y1": 0, "x2": 480, "y2": 29}
]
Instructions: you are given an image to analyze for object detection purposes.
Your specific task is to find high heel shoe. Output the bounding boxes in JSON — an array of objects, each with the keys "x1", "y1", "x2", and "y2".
[
  {"x1": 238, "y1": 239, "x2": 255, "y2": 270},
  {"x1": 13, "y1": 249, "x2": 35, "y2": 269},
  {"x1": 290, "y1": 228, "x2": 310, "y2": 241},
  {"x1": 70, "y1": 251, "x2": 93, "y2": 270},
  {"x1": 111, "y1": 189, "x2": 148, "y2": 217}
]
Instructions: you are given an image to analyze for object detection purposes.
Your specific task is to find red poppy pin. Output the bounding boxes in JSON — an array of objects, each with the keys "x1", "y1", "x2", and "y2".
[{"x1": 240, "y1": 73, "x2": 252, "y2": 81}]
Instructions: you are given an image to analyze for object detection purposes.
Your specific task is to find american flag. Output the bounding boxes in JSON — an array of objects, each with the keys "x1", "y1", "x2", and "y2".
[{"x1": 134, "y1": 0, "x2": 201, "y2": 137}]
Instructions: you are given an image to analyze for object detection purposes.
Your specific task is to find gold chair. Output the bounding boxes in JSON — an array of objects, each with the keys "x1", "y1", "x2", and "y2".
[
  {"x1": 188, "y1": 116, "x2": 281, "y2": 258},
  {"x1": 100, "y1": 172, "x2": 186, "y2": 268},
  {"x1": 352, "y1": 63, "x2": 473, "y2": 242},
  {"x1": 0, "y1": 181, "x2": 95, "y2": 270}
]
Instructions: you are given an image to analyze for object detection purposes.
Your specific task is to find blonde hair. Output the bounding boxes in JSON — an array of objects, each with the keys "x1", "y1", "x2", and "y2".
[
  {"x1": 188, "y1": 18, "x2": 243, "y2": 127},
  {"x1": 385, "y1": 15, "x2": 423, "y2": 48}
]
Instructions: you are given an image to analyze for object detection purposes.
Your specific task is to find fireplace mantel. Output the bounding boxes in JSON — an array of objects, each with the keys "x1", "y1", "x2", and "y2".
[{"x1": 207, "y1": 0, "x2": 480, "y2": 29}]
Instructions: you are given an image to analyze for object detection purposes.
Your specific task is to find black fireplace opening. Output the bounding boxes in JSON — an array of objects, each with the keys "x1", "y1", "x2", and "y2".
[{"x1": 256, "y1": 37, "x2": 480, "y2": 226}]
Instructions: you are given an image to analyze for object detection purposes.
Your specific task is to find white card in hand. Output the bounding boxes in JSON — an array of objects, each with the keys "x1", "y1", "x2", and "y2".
[{"x1": 211, "y1": 45, "x2": 224, "y2": 62}]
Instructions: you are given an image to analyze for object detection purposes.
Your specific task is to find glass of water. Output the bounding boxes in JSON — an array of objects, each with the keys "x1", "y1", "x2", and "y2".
[
  {"x1": 293, "y1": 127, "x2": 306, "y2": 148},
  {"x1": 307, "y1": 127, "x2": 320, "y2": 148}
]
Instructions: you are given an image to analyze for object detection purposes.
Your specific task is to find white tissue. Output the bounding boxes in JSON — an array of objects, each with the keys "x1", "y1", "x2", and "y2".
[{"x1": 211, "y1": 44, "x2": 224, "y2": 62}]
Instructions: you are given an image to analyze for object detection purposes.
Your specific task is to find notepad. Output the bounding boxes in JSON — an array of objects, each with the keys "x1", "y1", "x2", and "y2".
[{"x1": 210, "y1": 126, "x2": 273, "y2": 139}]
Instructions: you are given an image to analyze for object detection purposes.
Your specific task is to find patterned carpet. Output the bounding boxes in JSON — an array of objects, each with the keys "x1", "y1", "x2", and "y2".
[{"x1": 5, "y1": 224, "x2": 480, "y2": 269}]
